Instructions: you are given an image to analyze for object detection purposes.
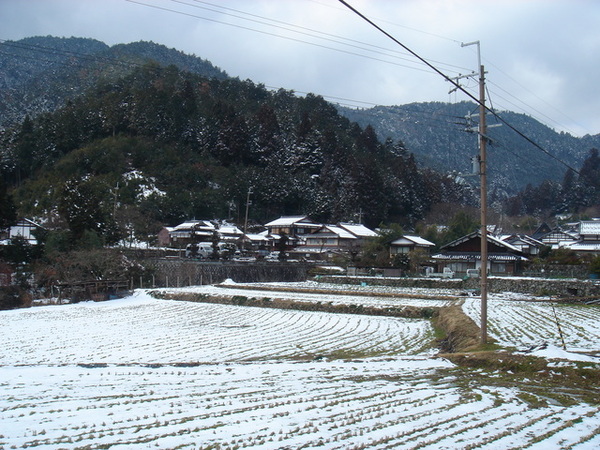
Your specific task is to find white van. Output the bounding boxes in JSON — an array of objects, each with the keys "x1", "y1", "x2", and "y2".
[{"x1": 186, "y1": 242, "x2": 214, "y2": 258}]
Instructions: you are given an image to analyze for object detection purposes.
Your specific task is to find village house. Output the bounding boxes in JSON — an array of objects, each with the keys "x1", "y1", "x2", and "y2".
[
  {"x1": 0, "y1": 218, "x2": 45, "y2": 245},
  {"x1": 560, "y1": 220, "x2": 600, "y2": 254},
  {"x1": 264, "y1": 216, "x2": 321, "y2": 238},
  {"x1": 501, "y1": 234, "x2": 545, "y2": 257},
  {"x1": 263, "y1": 215, "x2": 321, "y2": 248},
  {"x1": 297, "y1": 224, "x2": 359, "y2": 259},
  {"x1": 389, "y1": 235, "x2": 435, "y2": 257},
  {"x1": 431, "y1": 230, "x2": 528, "y2": 276},
  {"x1": 540, "y1": 229, "x2": 579, "y2": 249},
  {"x1": 168, "y1": 220, "x2": 217, "y2": 245},
  {"x1": 294, "y1": 222, "x2": 378, "y2": 260},
  {"x1": 528, "y1": 219, "x2": 600, "y2": 255},
  {"x1": 218, "y1": 224, "x2": 244, "y2": 243},
  {"x1": 337, "y1": 222, "x2": 378, "y2": 243}
]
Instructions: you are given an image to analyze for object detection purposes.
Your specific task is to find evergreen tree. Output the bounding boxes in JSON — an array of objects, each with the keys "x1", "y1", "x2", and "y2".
[{"x1": 0, "y1": 180, "x2": 17, "y2": 230}]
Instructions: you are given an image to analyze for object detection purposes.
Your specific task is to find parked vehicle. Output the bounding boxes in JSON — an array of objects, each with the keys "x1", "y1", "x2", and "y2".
[{"x1": 185, "y1": 242, "x2": 214, "y2": 259}]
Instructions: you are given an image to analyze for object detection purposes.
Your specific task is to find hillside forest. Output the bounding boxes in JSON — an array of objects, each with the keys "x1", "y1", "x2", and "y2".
[{"x1": 0, "y1": 37, "x2": 599, "y2": 269}]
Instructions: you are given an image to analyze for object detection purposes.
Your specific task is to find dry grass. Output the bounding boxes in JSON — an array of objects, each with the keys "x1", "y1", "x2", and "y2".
[
  {"x1": 151, "y1": 291, "x2": 439, "y2": 319},
  {"x1": 434, "y1": 301, "x2": 483, "y2": 352}
]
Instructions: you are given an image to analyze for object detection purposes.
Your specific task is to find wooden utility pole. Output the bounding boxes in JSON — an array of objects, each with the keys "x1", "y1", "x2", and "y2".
[
  {"x1": 243, "y1": 187, "x2": 253, "y2": 235},
  {"x1": 478, "y1": 63, "x2": 488, "y2": 345},
  {"x1": 461, "y1": 40, "x2": 488, "y2": 345}
]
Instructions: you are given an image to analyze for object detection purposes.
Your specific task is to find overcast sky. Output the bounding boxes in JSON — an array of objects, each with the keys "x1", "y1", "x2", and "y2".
[{"x1": 1, "y1": 0, "x2": 599, "y2": 137}]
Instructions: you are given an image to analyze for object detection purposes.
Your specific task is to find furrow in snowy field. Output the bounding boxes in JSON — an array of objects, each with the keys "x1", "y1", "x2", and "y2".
[
  {"x1": 0, "y1": 294, "x2": 434, "y2": 365},
  {"x1": 2, "y1": 287, "x2": 600, "y2": 449},
  {"x1": 461, "y1": 297, "x2": 600, "y2": 351}
]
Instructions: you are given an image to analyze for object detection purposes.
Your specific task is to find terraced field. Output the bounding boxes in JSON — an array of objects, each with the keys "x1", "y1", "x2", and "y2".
[
  {"x1": 1, "y1": 287, "x2": 600, "y2": 449},
  {"x1": 1, "y1": 294, "x2": 433, "y2": 364},
  {"x1": 462, "y1": 295, "x2": 600, "y2": 352}
]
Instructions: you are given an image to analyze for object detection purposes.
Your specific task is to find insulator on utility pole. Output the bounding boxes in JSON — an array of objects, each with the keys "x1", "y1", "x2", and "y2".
[{"x1": 472, "y1": 156, "x2": 480, "y2": 175}]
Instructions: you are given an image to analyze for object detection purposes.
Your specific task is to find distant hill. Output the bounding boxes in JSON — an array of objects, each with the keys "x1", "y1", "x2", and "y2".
[
  {"x1": 1, "y1": 35, "x2": 597, "y2": 241},
  {"x1": 1, "y1": 51, "x2": 474, "y2": 235},
  {"x1": 0, "y1": 36, "x2": 228, "y2": 129},
  {"x1": 3, "y1": 36, "x2": 598, "y2": 198},
  {"x1": 338, "y1": 102, "x2": 600, "y2": 195}
]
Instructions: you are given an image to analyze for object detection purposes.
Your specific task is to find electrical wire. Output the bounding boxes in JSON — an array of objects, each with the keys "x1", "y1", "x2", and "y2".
[
  {"x1": 187, "y1": 0, "x2": 470, "y2": 73},
  {"x1": 127, "y1": 0, "x2": 468, "y2": 76},
  {"x1": 481, "y1": 57, "x2": 591, "y2": 137},
  {"x1": 129, "y1": 0, "x2": 582, "y2": 142},
  {"x1": 337, "y1": 0, "x2": 581, "y2": 176}
]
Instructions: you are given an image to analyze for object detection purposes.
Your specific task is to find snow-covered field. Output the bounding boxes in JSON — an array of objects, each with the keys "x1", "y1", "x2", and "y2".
[{"x1": 1, "y1": 283, "x2": 600, "y2": 449}]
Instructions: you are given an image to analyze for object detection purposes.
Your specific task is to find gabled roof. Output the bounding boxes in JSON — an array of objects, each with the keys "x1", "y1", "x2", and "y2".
[
  {"x1": 219, "y1": 225, "x2": 243, "y2": 235},
  {"x1": 391, "y1": 235, "x2": 435, "y2": 247},
  {"x1": 540, "y1": 229, "x2": 579, "y2": 244},
  {"x1": 14, "y1": 218, "x2": 45, "y2": 229},
  {"x1": 503, "y1": 234, "x2": 545, "y2": 247},
  {"x1": 338, "y1": 222, "x2": 378, "y2": 238},
  {"x1": 441, "y1": 230, "x2": 522, "y2": 253},
  {"x1": 531, "y1": 222, "x2": 552, "y2": 240},
  {"x1": 244, "y1": 233, "x2": 268, "y2": 242},
  {"x1": 580, "y1": 220, "x2": 600, "y2": 236},
  {"x1": 172, "y1": 220, "x2": 215, "y2": 231},
  {"x1": 264, "y1": 216, "x2": 318, "y2": 227},
  {"x1": 310, "y1": 225, "x2": 357, "y2": 239}
]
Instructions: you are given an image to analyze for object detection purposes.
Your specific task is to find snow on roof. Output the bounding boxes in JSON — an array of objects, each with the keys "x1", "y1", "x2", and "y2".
[
  {"x1": 391, "y1": 235, "x2": 435, "y2": 247},
  {"x1": 321, "y1": 225, "x2": 357, "y2": 239},
  {"x1": 503, "y1": 234, "x2": 544, "y2": 247},
  {"x1": 580, "y1": 221, "x2": 600, "y2": 236},
  {"x1": 487, "y1": 233, "x2": 521, "y2": 252},
  {"x1": 559, "y1": 241, "x2": 600, "y2": 251},
  {"x1": 219, "y1": 226, "x2": 243, "y2": 235},
  {"x1": 244, "y1": 233, "x2": 268, "y2": 242},
  {"x1": 265, "y1": 216, "x2": 311, "y2": 227},
  {"x1": 442, "y1": 231, "x2": 522, "y2": 253},
  {"x1": 338, "y1": 223, "x2": 377, "y2": 238},
  {"x1": 173, "y1": 220, "x2": 215, "y2": 231}
]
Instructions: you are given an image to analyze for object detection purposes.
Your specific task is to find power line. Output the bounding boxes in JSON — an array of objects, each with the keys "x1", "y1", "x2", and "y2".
[
  {"x1": 133, "y1": 0, "x2": 580, "y2": 139},
  {"x1": 187, "y1": 0, "x2": 470, "y2": 73},
  {"x1": 127, "y1": 0, "x2": 468, "y2": 76},
  {"x1": 486, "y1": 80, "x2": 581, "y2": 137},
  {"x1": 337, "y1": 0, "x2": 581, "y2": 177},
  {"x1": 481, "y1": 57, "x2": 592, "y2": 137}
]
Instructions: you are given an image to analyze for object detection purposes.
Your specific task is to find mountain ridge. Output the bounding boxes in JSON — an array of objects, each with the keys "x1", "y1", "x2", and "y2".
[
  {"x1": 1, "y1": 35, "x2": 598, "y2": 235},
  {"x1": 337, "y1": 102, "x2": 600, "y2": 195},
  {"x1": 0, "y1": 36, "x2": 228, "y2": 130},
  {"x1": 3, "y1": 35, "x2": 598, "y2": 196}
]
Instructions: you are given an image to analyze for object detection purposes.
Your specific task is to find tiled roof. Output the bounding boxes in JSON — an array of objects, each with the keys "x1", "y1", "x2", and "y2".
[{"x1": 580, "y1": 221, "x2": 600, "y2": 236}]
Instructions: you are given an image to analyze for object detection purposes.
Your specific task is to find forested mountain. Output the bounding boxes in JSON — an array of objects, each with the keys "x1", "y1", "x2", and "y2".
[
  {"x1": 0, "y1": 41, "x2": 475, "y2": 244},
  {"x1": 0, "y1": 36, "x2": 227, "y2": 130},
  {"x1": 1, "y1": 36, "x2": 597, "y2": 248},
  {"x1": 338, "y1": 103, "x2": 600, "y2": 196}
]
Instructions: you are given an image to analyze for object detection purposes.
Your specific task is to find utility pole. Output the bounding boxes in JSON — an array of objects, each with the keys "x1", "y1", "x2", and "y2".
[
  {"x1": 462, "y1": 40, "x2": 488, "y2": 345},
  {"x1": 243, "y1": 187, "x2": 253, "y2": 235},
  {"x1": 478, "y1": 62, "x2": 489, "y2": 345}
]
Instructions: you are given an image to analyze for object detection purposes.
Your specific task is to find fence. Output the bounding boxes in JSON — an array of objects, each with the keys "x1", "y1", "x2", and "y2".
[{"x1": 140, "y1": 260, "x2": 311, "y2": 288}]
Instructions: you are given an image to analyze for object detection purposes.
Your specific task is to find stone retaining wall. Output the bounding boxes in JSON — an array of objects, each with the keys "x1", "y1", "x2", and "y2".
[
  {"x1": 317, "y1": 275, "x2": 600, "y2": 298},
  {"x1": 144, "y1": 259, "x2": 310, "y2": 287}
]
